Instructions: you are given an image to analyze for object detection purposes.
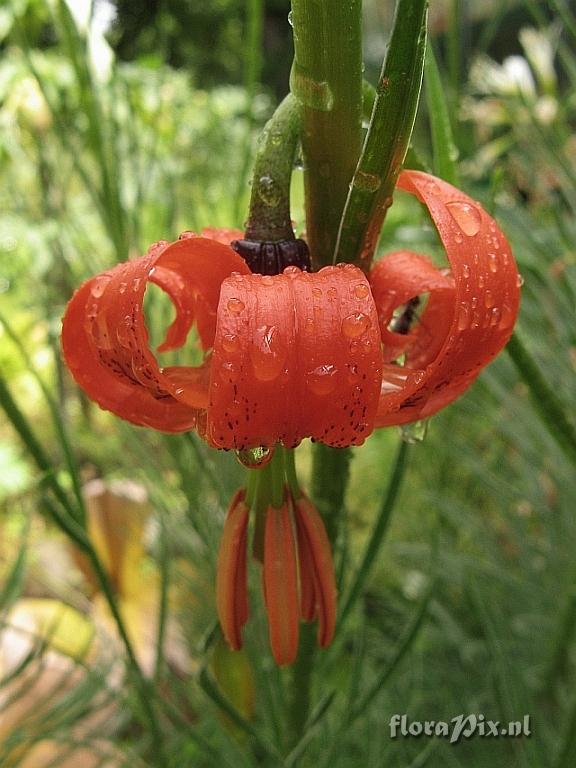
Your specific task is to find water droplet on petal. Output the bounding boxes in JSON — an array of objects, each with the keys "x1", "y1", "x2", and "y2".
[
  {"x1": 306, "y1": 364, "x2": 338, "y2": 396},
  {"x1": 457, "y1": 302, "x2": 470, "y2": 331},
  {"x1": 488, "y1": 253, "x2": 499, "y2": 273},
  {"x1": 220, "y1": 361, "x2": 239, "y2": 382},
  {"x1": 90, "y1": 276, "x2": 111, "y2": 298},
  {"x1": 484, "y1": 290, "x2": 494, "y2": 308},
  {"x1": 516, "y1": 273, "x2": 525, "y2": 288},
  {"x1": 227, "y1": 298, "x2": 245, "y2": 313},
  {"x1": 353, "y1": 283, "x2": 370, "y2": 299},
  {"x1": 236, "y1": 446, "x2": 274, "y2": 469},
  {"x1": 222, "y1": 333, "x2": 239, "y2": 353},
  {"x1": 490, "y1": 307, "x2": 502, "y2": 327},
  {"x1": 446, "y1": 201, "x2": 482, "y2": 237},
  {"x1": 400, "y1": 419, "x2": 429, "y2": 444},
  {"x1": 462, "y1": 264, "x2": 471, "y2": 279},
  {"x1": 283, "y1": 265, "x2": 301, "y2": 276},
  {"x1": 478, "y1": 274, "x2": 485, "y2": 288},
  {"x1": 250, "y1": 325, "x2": 286, "y2": 381},
  {"x1": 342, "y1": 312, "x2": 372, "y2": 339}
]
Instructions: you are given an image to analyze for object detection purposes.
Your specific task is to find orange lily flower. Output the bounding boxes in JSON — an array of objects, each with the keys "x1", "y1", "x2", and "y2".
[{"x1": 61, "y1": 170, "x2": 521, "y2": 664}]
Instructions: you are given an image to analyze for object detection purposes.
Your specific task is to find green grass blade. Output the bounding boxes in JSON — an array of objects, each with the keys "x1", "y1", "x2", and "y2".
[
  {"x1": 424, "y1": 42, "x2": 459, "y2": 184},
  {"x1": 0, "y1": 312, "x2": 86, "y2": 522},
  {"x1": 507, "y1": 332, "x2": 576, "y2": 465},
  {"x1": 337, "y1": 440, "x2": 410, "y2": 631}
]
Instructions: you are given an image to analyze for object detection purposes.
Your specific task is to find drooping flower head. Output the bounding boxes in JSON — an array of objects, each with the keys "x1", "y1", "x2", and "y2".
[{"x1": 61, "y1": 171, "x2": 521, "y2": 664}]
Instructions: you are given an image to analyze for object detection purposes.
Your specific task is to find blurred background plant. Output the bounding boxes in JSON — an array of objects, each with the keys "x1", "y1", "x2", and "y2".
[{"x1": 1, "y1": 0, "x2": 576, "y2": 766}]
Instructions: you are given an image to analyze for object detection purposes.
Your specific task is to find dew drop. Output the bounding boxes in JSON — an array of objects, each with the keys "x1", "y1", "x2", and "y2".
[
  {"x1": 220, "y1": 361, "x2": 239, "y2": 381},
  {"x1": 354, "y1": 283, "x2": 370, "y2": 299},
  {"x1": 457, "y1": 302, "x2": 470, "y2": 331},
  {"x1": 250, "y1": 325, "x2": 286, "y2": 381},
  {"x1": 471, "y1": 296, "x2": 478, "y2": 309},
  {"x1": 116, "y1": 316, "x2": 132, "y2": 348},
  {"x1": 353, "y1": 171, "x2": 381, "y2": 192},
  {"x1": 178, "y1": 230, "x2": 195, "y2": 240},
  {"x1": 258, "y1": 175, "x2": 281, "y2": 207},
  {"x1": 446, "y1": 201, "x2": 482, "y2": 237},
  {"x1": 287, "y1": 10, "x2": 293, "y2": 26},
  {"x1": 516, "y1": 273, "x2": 525, "y2": 288},
  {"x1": 289, "y1": 63, "x2": 334, "y2": 111},
  {"x1": 424, "y1": 180, "x2": 440, "y2": 195},
  {"x1": 306, "y1": 364, "x2": 338, "y2": 396},
  {"x1": 312, "y1": 287, "x2": 322, "y2": 298},
  {"x1": 118, "y1": 281, "x2": 128, "y2": 294},
  {"x1": 454, "y1": 233, "x2": 463, "y2": 244},
  {"x1": 236, "y1": 446, "x2": 274, "y2": 469},
  {"x1": 484, "y1": 289, "x2": 494, "y2": 309},
  {"x1": 227, "y1": 298, "x2": 245, "y2": 313},
  {"x1": 400, "y1": 419, "x2": 429, "y2": 444},
  {"x1": 499, "y1": 303, "x2": 515, "y2": 330},
  {"x1": 222, "y1": 333, "x2": 239, "y2": 353},
  {"x1": 90, "y1": 277, "x2": 111, "y2": 298},
  {"x1": 462, "y1": 264, "x2": 471, "y2": 279},
  {"x1": 478, "y1": 274, "x2": 485, "y2": 288},
  {"x1": 488, "y1": 253, "x2": 499, "y2": 273},
  {"x1": 490, "y1": 307, "x2": 502, "y2": 327},
  {"x1": 342, "y1": 312, "x2": 372, "y2": 339},
  {"x1": 261, "y1": 275, "x2": 274, "y2": 286},
  {"x1": 283, "y1": 265, "x2": 301, "y2": 276},
  {"x1": 132, "y1": 277, "x2": 142, "y2": 292}
]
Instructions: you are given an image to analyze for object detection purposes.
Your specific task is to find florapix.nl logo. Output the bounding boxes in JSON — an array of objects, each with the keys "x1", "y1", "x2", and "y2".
[{"x1": 389, "y1": 714, "x2": 532, "y2": 744}]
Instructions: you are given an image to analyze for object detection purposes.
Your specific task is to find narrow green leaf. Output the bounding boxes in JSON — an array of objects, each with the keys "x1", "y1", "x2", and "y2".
[
  {"x1": 424, "y1": 42, "x2": 459, "y2": 184},
  {"x1": 350, "y1": 580, "x2": 434, "y2": 721},
  {"x1": 337, "y1": 440, "x2": 410, "y2": 631},
  {"x1": 333, "y1": 0, "x2": 428, "y2": 267},
  {"x1": 507, "y1": 332, "x2": 576, "y2": 465},
  {"x1": 0, "y1": 312, "x2": 85, "y2": 522}
]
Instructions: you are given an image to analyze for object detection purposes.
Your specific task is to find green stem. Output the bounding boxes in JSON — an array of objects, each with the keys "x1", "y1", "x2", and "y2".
[
  {"x1": 337, "y1": 440, "x2": 409, "y2": 631},
  {"x1": 244, "y1": 95, "x2": 301, "y2": 242},
  {"x1": 290, "y1": 0, "x2": 363, "y2": 267},
  {"x1": 507, "y1": 332, "x2": 576, "y2": 465},
  {"x1": 311, "y1": 444, "x2": 352, "y2": 545},
  {"x1": 288, "y1": 623, "x2": 316, "y2": 745},
  {"x1": 333, "y1": 0, "x2": 428, "y2": 269}
]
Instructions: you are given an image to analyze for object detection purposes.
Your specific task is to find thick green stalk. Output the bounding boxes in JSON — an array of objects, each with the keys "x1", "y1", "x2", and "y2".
[
  {"x1": 290, "y1": 0, "x2": 363, "y2": 267},
  {"x1": 311, "y1": 444, "x2": 352, "y2": 544}
]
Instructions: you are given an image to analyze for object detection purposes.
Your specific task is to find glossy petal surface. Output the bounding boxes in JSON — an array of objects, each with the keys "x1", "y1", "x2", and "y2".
[
  {"x1": 61, "y1": 237, "x2": 249, "y2": 432},
  {"x1": 372, "y1": 170, "x2": 521, "y2": 426},
  {"x1": 207, "y1": 265, "x2": 382, "y2": 449}
]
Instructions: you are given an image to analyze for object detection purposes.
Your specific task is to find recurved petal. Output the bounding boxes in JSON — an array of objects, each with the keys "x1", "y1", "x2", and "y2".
[
  {"x1": 374, "y1": 170, "x2": 521, "y2": 426},
  {"x1": 216, "y1": 490, "x2": 250, "y2": 651},
  {"x1": 61, "y1": 236, "x2": 249, "y2": 432}
]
